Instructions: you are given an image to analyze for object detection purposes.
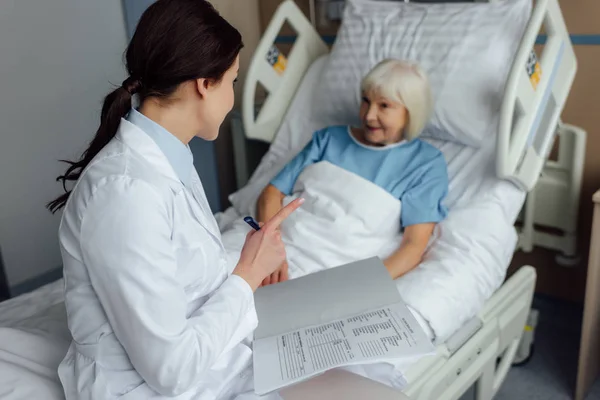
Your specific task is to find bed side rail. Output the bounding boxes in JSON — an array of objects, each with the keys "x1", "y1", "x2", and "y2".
[
  {"x1": 242, "y1": 0, "x2": 329, "y2": 144},
  {"x1": 497, "y1": 0, "x2": 577, "y2": 192}
]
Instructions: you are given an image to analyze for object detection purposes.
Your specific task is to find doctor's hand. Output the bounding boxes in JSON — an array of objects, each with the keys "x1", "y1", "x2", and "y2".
[
  {"x1": 260, "y1": 261, "x2": 289, "y2": 287},
  {"x1": 233, "y1": 198, "x2": 304, "y2": 291}
]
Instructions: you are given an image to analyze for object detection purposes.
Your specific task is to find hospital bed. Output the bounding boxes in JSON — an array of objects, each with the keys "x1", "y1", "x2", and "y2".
[
  {"x1": 0, "y1": 0, "x2": 581, "y2": 399},
  {"x1": 226, "y1": 0, "x2": 580, "y2": 398}
]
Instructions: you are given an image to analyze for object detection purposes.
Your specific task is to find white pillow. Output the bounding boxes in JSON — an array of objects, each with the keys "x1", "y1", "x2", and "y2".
[{"x1": 311, "y1": 0, "x2": 533, "y2": 147}]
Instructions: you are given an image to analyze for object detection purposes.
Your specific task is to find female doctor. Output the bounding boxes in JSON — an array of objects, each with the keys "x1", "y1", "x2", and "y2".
[{"x1": 46, "y1": 0, "x2": 302, "y2": 399}]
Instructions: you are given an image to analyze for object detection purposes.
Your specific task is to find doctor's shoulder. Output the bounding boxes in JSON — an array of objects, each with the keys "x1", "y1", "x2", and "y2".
[{"x1": 65, "y1": 145, "x2": 176, "y2": 223}]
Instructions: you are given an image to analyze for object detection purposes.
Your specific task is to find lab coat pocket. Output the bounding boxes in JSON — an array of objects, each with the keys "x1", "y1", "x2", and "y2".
[
  {"x1": 175, "y1": 245, "x2": 226, "y2": 303},
  {"x1": 172, "y1": 191, "x2": 220, "y2": 249},
  {"x1": 175, "y1": 245, "x2": 208, "y2": 289},
  {"x1": 172, "y1": 193, "x2": 227, "y2": 295},
  {"x1": 184, "y1": 184, "x2": 222, "y2": 245}
]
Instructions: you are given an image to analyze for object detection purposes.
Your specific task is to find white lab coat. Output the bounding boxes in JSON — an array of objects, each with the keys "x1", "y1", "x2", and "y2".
[{"x1": 56, "y1": 119, "x2": 271, "y2": 399}]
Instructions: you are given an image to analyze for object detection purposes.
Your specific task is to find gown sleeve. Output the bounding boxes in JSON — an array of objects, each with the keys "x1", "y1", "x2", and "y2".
[
  {"x1": 400, "y1": 150, "x2": 449, "y2": 227},
  {"x1": 80, "y1": 176, "x2": 255, "y2": 397}
]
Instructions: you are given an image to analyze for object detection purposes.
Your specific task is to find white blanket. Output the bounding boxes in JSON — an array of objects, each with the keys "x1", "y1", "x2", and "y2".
[
  {"x1": 221, "y1": 161, "x2": 403, "y2": 275},
  {"x1": 282, "y1": 161, "x2": 403, "y2": 278},
  {"x1": 221, "y1": 161, "x2": 517, "y2": 343}
]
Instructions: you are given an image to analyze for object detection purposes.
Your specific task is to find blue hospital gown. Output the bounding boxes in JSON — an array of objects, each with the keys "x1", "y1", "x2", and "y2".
[{"x1": 270, "y1": 125, "x2": 449, "y2": 227}]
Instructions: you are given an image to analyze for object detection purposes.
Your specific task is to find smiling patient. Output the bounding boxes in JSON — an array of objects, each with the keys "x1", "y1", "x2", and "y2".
[{"x1": 256, "y1": 59, "x2": 449, "y2": 286}]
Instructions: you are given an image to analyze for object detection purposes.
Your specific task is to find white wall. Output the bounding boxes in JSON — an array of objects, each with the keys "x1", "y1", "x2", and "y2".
[
  {"x1": 0, "y1": 0, "x2": 128, "y2": 288},
  {"x1": 122, "y1": 0, "x2": 155, "y2": 38}
]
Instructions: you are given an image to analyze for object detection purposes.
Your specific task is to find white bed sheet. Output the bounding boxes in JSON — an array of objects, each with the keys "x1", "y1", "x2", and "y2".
[{"x1": 0, "y1": 279, "x2": 69, "y2": 400}]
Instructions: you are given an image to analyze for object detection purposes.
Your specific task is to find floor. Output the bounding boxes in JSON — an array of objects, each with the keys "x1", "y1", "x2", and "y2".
[{"x1": 460, "y1": 295, "x2": 600, "y2": 400}]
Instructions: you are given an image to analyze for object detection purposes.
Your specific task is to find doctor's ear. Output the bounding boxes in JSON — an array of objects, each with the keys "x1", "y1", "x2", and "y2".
[{"x1": 196, "y1": 78, "x2": 220, "y2": 98}]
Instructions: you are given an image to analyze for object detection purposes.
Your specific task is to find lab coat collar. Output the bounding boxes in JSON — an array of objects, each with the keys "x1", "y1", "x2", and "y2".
[
  {"x1": 116, "y1": 118, "x2": 182, "y2": 185},
  {"x1": 115, "y1": 119, "x2": 224, "y2": 249},
  {"x1": 189, "y1": 170, "x2": 224, "y2": 249},
  {"x1": 126, "y1": 108, "x2": 194, "y2": 187}
]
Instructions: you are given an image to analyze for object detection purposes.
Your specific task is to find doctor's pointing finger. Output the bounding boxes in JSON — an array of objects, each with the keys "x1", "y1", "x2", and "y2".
[
  {"x1": 235, "y1": 198, "x2": 304, "y2": 291},
  {"x1": 45, "y1": 1, "x2": 301, "y2": 399}
]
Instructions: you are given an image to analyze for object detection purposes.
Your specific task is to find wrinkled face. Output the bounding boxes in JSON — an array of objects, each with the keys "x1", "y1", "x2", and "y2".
[
  {"x1": 197, "y1": 55, "x2": 240, "y2": 141},
  {"x1": 359, "y1": 90, "x2": 408, "y2": 146}
]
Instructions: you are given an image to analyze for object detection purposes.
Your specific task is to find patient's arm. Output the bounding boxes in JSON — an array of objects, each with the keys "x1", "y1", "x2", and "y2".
[
  {"x1": 256, "y1": 184, "x2": 288, "y2": 286},
  {"x1": 384, "y1": 223, "x2": 435, "y2": 279},
  {"x1": 257, "y1": 184, "x2": 286, "y2": 223}
]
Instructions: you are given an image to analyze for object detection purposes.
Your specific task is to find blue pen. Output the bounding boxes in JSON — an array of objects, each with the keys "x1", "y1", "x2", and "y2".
[{"x1": 244, "y1": 216, "x2": 261, "y2": 231}]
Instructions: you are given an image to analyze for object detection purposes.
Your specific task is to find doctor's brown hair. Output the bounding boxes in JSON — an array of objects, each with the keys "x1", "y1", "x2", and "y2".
[{"x1": 46, "y1": 0, "x2": 243, "y2": 213}]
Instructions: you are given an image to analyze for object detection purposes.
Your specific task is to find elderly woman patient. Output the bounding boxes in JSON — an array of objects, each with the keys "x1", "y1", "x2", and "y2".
[{"x1": 257, "y1": 59, "x2": 449, "y2": 286}]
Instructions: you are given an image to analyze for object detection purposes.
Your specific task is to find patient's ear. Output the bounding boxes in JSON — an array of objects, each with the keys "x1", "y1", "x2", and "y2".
[{"x1": 403, "y1": 112, "x2": 411, "y2": 138}]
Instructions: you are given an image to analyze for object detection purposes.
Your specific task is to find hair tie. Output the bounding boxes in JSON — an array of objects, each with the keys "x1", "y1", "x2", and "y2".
[{"x1": 122, "y1": 76, "x2": 142, "y2": 95}]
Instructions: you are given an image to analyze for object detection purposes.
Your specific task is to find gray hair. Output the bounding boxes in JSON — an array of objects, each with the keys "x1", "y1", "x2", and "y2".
[{"x1": 361, "y1": 59, "x2": 433, "y2": 140}]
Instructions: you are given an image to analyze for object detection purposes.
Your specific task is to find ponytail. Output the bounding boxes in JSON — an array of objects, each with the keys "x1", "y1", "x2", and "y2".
[{"x1": 46, "y1": 77, "x2": 140, "y2": 213}]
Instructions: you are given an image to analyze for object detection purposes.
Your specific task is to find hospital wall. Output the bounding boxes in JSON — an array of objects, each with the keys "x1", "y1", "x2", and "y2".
[
  {"x1": 0, "y1": 0, "x2": 129, "y2": 294},
  {"x1": 211, "y1": 0, "x2": 263, "y2": 208},
  {"x1": 253, "y1": 0, "x2": 600, "y2": 304}
]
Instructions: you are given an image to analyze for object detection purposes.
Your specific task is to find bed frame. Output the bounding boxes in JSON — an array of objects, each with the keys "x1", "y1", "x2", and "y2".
[
  {"x1": 242, "y1": 0, "x2": 577, "y2": 399},
  {"x1": 499, "y1": 0, "x2": 585, "y2": 265},
  {"x1": 515, "y1": 122, "x2": 586, "y2": 266}
]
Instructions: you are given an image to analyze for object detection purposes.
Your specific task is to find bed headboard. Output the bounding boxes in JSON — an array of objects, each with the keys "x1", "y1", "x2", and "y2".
[
  {"x1": 242, "y1": 0, "x2": 577, "y2": 192},
  {"x1": 242, "y1": 1, "x2": 328, "y2": 145},
  {"x1": 497, "y1": 0, "x2": 576, "y2": 191}
]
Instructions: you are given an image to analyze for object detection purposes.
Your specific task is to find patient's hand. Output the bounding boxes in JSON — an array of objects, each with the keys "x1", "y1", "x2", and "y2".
[
  {"x1": 261, "y1": 261, "x2": 289, "y2": 287},
  {"x1": 384, "y1": 223, "x2": 435, "y2": 279},
  {"x1": 257, "y1": 184, "x2": 286, "y2": 224},
  {"x1": 257, "y1": 185, "x2": 289, "y2": 287}
]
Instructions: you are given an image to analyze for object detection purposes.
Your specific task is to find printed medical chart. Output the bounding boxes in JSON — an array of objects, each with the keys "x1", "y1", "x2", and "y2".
[{"x1": 253, "y1": 257, "x2": 435, "y2": 395}]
